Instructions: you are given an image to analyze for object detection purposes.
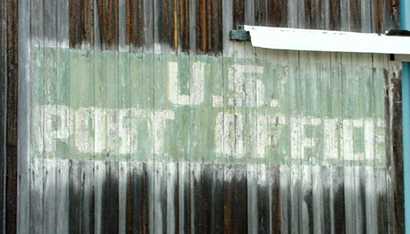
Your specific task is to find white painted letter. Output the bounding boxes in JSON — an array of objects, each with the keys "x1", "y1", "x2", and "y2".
[
  {"x1": 37, "y1": 105, "x2": 72, "y2": 154},
  {"x1": 152, "y1": 110, "x2": 175, "y2": 155},
  {"x1": 256, "y1": 115, "x2": 286, "y2": 157},
  {"x1": 168, "y1": 61, "x2": 205, "y2": 105},
  {"x1": 290, "y1": 117, "x2": 321, "y2": 159},
  {"x1": 227, "y1": 65, "x2": 265, "y2": 107},
  {"x1": 323, "y1": 119, "x2": 339, "y2": 160},
  {"x1": 215, "y1": 112, "x2": 244, "y2": 157}
]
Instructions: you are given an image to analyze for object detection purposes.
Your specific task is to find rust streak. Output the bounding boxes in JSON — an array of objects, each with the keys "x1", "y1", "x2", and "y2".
[
  {"x1": 329, "y1": 0, "x2": 341, "y2": 30},
  {"x1": 233, "y1": 0, "x2": 244, "y2": 27},
  {"x1": 198, "y1": 0, "x2": 208, "y2": 52},
  {"x1": 178, "y1": 0, "x2": 190, "y2": 51},
  {"x1": 173, "y1": 0, "x2": 178, "y2": 49},
  {"x1": 349, "y1": 0, "x2": 361, "y2": 32},
  {"x1": 373, "y1": 0, "x2": 384, "y2": 33},
  {"x1": 126, "y1": 0, "x2": 134, "y2": 45}
]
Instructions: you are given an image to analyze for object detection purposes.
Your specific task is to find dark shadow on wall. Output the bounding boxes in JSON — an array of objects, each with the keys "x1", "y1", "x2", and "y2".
[
  {"x1": 385, "y1": 67, "x2": 405, "y2": 234},
  {"x1": 1, "y1": 0, "x2": 18, "y2": 233}
]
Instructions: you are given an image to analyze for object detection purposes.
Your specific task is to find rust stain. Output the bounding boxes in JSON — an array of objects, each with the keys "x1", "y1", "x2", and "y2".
[
  {"x1": 97, "y1": 0, "x2": 119, "y2": 49},
  {"x1": 198, "y1": 0, "x2": 208, "y2": 52},
  {"x1": 125, "y1": 0, "x2": 144, "y2": 48},
  {"x1": 373, "y1": 0, "x2": 384, "y2": 33},
  {"x1": 83, "y1": 0, "x2": 94, "y2": 44},
  {"x1": 178, "y1": 0, "x2": 189, "y2": 51},
  {"x1": 271, "y1": 167, "x2": 281, "y2": 234},
  {"x1": 209, "y1": 0, "x2": 222, "y2": 53},
  {"x1": 66, "y1": 0, "x2": 401, "y2": 51},
  {"x1": 233, "y1": 0, "x2": 244, "y2": 26},
  {"x1": 349, "y1": 0, "x2": 361, "y2": 31},
  {"x1": 125, "y1": 0, "x2": 134, "y2": 46},
  {"x1": 163, "y1": 0, "x2": 169, "y2": 44},
  {"x1": 267, "y1": 0, "x2": 288, "y2": 27},
  {"x1": 173, "y1": 0, "x2": 178, "y2": 49},
  {"x1": 223, "y1": 178, "x2": 233, "y2": 234},
  {"x1": 4, "y1": 2, "x2": 18, "y2": 233},
  {"x1": 329, "y1": 0, "x2": 341, "y2": 30},
  {"x1": 69, "y1": 0, "x2": 94, "y2": 47},
  {"x1": 255, "y1": 0, "x2": 267, "y2": 25}
]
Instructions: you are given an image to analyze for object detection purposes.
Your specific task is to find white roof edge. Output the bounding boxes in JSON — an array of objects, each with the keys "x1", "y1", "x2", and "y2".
[{"x1": 243, "y1": 25, "x2": 410, "y2": 55}]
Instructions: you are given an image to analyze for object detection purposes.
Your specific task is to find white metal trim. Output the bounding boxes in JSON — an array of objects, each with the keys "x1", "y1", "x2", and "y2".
[{"x1": 244, "y1": 25, "x2": 410, "y2": 55}]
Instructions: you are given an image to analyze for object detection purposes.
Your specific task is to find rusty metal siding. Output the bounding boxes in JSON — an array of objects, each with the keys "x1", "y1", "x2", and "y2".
[
  {"x1": 0, "y1": 0, "x2": 6, "y2": 232},
  {"x1": 15, "y1": 1, "x2": 405, "y2": 234},
  {"x1": 1, "y1": 0, "x2": 19, "y2": 233},
  {"x1": 385, "y1": 68, "x2": 404, "y2": 233},
  {"x1": 67, "y1": 0, "x2": 400, "y2": 51}
]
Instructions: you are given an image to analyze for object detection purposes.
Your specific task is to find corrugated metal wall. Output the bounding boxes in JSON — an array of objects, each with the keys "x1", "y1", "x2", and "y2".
[
  {"x1": 66, "y1": 0, "x2": 400, "y2": 51},
  {"x1": 0, "y1": 0, "x2": 6, "y2": 232},
  {"x1": 1, "y1": 0, "x2": 18, "y2": 233},
  {"x1": 17, "y1": 0, "x2": 404, "y2": 234}
]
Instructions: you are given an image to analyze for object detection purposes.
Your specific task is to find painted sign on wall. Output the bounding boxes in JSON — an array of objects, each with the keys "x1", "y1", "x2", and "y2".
[{"x1": 30, "y1": 48, "x2": 387, "y2": 165}]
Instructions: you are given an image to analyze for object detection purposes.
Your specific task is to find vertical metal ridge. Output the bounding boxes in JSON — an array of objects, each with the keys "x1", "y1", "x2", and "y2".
[
  {"x1": 401, "y1": 0, "x2": 410, "y2": 232},
  {"x1": 0, "y1": 0, "x2": 7, "y2": 232},
  {"x1": 17, "y1": 0, "x2": 31, "y2": 232}
]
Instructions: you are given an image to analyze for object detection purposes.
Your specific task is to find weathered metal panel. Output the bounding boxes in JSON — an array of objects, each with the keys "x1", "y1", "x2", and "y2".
[
  {"x1": 66, "y1": 0, "x2": 401, "y2": 51},
  {"x1": 0, "y1": 0, "x2": 7, "y2": 232},
  {"x1": 1, "y1": 0, "x2": 20, "y2": 233},
  {"x1": 24, "y1": 46, "x2": 400, "y2": 233},
  {"x1": 15, "y1": 0, "x2": 405, "y2": 234}
]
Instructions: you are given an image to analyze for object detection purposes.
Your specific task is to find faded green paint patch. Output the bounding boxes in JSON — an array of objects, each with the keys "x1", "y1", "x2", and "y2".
[{"x1": 30, "y1": 48, "x2": 387, "y2": 166}]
